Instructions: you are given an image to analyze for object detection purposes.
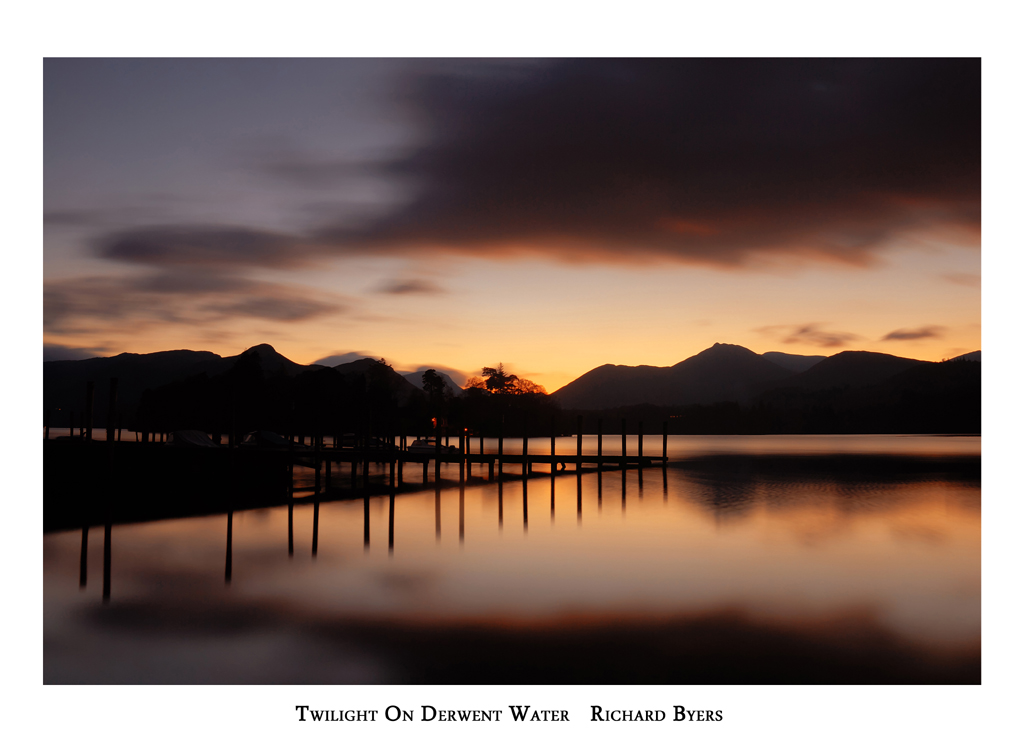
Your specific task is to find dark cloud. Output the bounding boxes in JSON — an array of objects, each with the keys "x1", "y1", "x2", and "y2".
[
  {"x1": 757, "y1": 323, "x2": 862, "y2": 348},
  {"x1": 881, "y1": 325, "x2": 946, "y2": 341},
  {"x1": 83, "y1": 60, "x2": 979, "y2": 273},
  {"x1": 44, "y1": 273, "x2": 344, "y2": 334},
  {"x1": 376, "y1": 278, "x2": 445, "y2": 295},
  {"x1": 98, "y1": 226, "x2": 307, "y2": 269},
  {"x1": 319, "y1": 59, "x2": 979, "y2": 267}
]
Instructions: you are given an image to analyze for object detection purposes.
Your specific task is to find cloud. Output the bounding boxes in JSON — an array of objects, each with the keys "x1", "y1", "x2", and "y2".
[
  {"x1": 83, "y1": 60, "x2": 978, "y2": 276},
  {"x1": 313, "y1": 59, "x2": 979, "y2": 268},
  {"x1": 44, "y1": 273, "x2": 345, "y2": 335},
  {"x1": 98, "y1": 226, "x2": 308, "y2": 269},
  {"x1": 756, "y1": 323, "x2": 862, "y2": 349},
  {"x1": 881, "y1": 325, "x2": 947, "y2": 341},
  {"x1": 375, "y1": 278, "x2": 445, "y2": 295},
  {"x1": 942, "y1": 272, "x2": 981, "y2": 288}
]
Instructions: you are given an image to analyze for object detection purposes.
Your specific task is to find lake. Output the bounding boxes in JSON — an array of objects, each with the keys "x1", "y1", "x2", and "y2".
[{"x1": 43, "y1": 434, "x2": 980, "y2": 683}]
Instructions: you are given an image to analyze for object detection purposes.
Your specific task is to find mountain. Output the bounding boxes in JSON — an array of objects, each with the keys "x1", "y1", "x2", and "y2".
[
  {"x1": 333, "y1": 358, "x2": 422, "y2": 404},
  {"x1": 552, "y1": 343, "x2": 795, "y2": 409},
  {"x1": 947, "y1": 350, "x2": 981, "y2": 363},
  {"x1": 761, "y1": 351, "x2": 826, "y2": 373},
  {"x1": 44, "y1": 344, "x2": 319, "y2": 427},
  {"x1": 776, "y1": 350, "x2": 926, "y2": 392},
  {"x1": 403, "y1": 369, "x2": 463, "y2": 396}
]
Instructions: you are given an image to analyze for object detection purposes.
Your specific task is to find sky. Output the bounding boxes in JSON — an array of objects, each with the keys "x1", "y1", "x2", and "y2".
[{"x1": 43, "y1": 58, "x2": 981, "y2": 392}]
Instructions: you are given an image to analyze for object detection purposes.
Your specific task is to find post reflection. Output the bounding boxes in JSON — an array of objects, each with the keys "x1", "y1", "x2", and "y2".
[
  {"x1": 523, "y1": 476, "x2": 528, "y2": 532},
  {"x1": 498, "y1": 480, "x2": 504, "y2": 529},
  {"x1": 102, "y1": 522, "x2": 111, "y2": 603},
  {"x1": 287, "y1": 503, "x2": 294, "y2": 557},
  {"x1": 388, "y1": 493, "x2": 395, "y2": 554},
  {"x1": 225, "y1": 511, "x2": 233, "y2": 583},
  {"x1": 459, "y1": 479, "x2": 465, "y2": 544},
  {"x1": 577, "y1": 473, "x2": 582, "y2": 523},
  {"x1": 363, "y1": 496, "x2": 370, "y2": 550},
  {"x1": 79, "y1": 526, "x2": 88, "y2": 588},
  {"x1": 312, "y1": 501, "x2": 319, "y2": 558},
  {"x1": 435, "y1": 485, "x2": 441, "y2": 540}
]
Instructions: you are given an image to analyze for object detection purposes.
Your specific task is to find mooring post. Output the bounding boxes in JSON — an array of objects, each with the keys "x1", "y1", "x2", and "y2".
[
  {"x1": 106, "y1": 378, "x2": 118, "y2": 444},
  {"x1": 434, "y1": 425, "x2": 442, "y2": 482},
  {"x1": 498, "y1": 479, "x2": 504, "y2": 527},
  {"x1": 621, "y1": 418, "x2": 627, "y2": 469},
  {"x1": 314, "y1": 434, "x2": 321, "y2": 494},
  {"x1": 576, "y1": 415, "x2": 583, "y2": 471},
  {"x1": 663, "y1": 420, "x2": 668, "y2": 465},
  {"x1": 550, "y1": 414, "x2": 557, "y2": 474},
  {"x1": 45, "y1": 409, "x2": 50, "y2": 440},
  {"x1": 523, "y1": 476, "x2": 528, "y2": 531},
  {"x1": 85, "y1": 381, "x2": 95, "y2": 441},
  {"x1": 597, "y1": 418, "x2": 603, "y2": 471},
  {"x1": 638, "y1": 420, "x2": 644, "y2": 463},
  {"x1": 435, "y1": 484, "x2": 441, "y2": 539},
  {"x1": 498, "y1": 419, "x2": 504, "y2": 481},
  {"x1": 522, "y1": 417, "x2": 529, "y2": 476}
]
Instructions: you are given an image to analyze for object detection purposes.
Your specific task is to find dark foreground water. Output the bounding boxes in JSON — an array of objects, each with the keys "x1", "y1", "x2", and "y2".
[{"x1": 43, "y1": 435, "x2": 980, "y2": 684}]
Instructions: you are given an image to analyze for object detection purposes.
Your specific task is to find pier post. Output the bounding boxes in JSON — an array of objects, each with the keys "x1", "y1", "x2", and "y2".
[
  {"x1": 435, "y1": 427, "x2": 442, "y2": 482},
  {"x1": 523, "y1": 418, "x2": 529, "y2": 476},
  {"x1": 498, "y1": 419, "x2": 504, "y2": 481},
  {"x1": 576, "y1": 415, "x2": 583, "y2": 471},
  {"x1": 45, "y1": 409, "x2": 50, "y2": 440},
  {"x1": 597, "y1": 418, "x2": 603, "y2": 471},
  {"x1": 621, "y1": 418, "x2": 627, "y2": 469},
  {"x1": 523, "y1": 475, "x2": 528, "y2": 531},
  {"x1": 435, "y1": 484, "x2": 441, "y2": 539},
  {"x1": 312, "y1": 500, "x2": 319, "y2": 557},
  {"x1": 314, "y1": 434, "x2": 321, "y2": 494},
  {"x1": 106, "y1": 378, "x2": 118, "y2": 444},
  {"x1": 638, "y1": 421, "x2": 644, "y2": 462},
  {"x1": 488, "y1": 459, "x2": 495, "y2": 481},
  {"x1": 663, "y1": 420, "x2": 668, "y2": 466},
  {"x1": 85, "y1": 381, "x2": 95, "y2": 441},
  {"x1": 550, "y1": 415, "x2": 556, "y2": 474}
]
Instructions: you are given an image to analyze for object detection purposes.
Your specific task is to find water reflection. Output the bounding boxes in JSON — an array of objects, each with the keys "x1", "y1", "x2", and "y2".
[{"x1": 44, "y1": 444, "x2": 981, "y2": 684}]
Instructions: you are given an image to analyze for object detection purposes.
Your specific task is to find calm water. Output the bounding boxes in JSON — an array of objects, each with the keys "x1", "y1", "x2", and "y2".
[{"x1": 43, "y1": 435, "x2": 980, "y2": 684}]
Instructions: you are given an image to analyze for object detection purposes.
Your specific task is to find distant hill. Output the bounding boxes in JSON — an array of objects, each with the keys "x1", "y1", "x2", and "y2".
[
  {"x1": 761, "y1": 351, "x2": 826, "y2": 373},
  {"x1": 776, "y1": 350, "x2": 926, "y2": 392},
  {"x1": 402, "y1": 369, "x2": 463, "y2": 396},
  {"x1": 552, "y1": 343, "x2": 795, "y2": 409},
  {"x1": 946, "y1": 350, "x2": 981, "y2": 363}
]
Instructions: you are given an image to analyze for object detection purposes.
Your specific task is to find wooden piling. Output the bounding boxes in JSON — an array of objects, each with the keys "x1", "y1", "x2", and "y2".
[
  {"x1": 663, "y1": 420, "x2": 668, "y2": 464},
  {"x1": 638, "y1": 421, "x2": 644, "y2": 461},
  {"x1": 523, "y1": 476, "x2": 528, "y2": 530},
  {"x1": 597, "y1": 418, "x2": 603, "y2": 470},
  {"x1": 85, "y1": 381, "x2": 95, "y2": 441},
  {"x1": 435, "y1": 426, "x2": 442, "y2": 481},
  {"x1": 435, "y1": 486, "x2": 441, "y2": 539},
  {"x1": 550, "y1": 415, "x2": 557, "y2": 474},
  {"x1": 576, "y1": 415, "x2": 583, "y2": 471},
  {"x1": 522, "y1": 419, "x2": 529, "y2": 476},
  {"x1": 106, "y1": 378, "x2": 118, "y2": 444},
  {"x1": 621, "y1": 418, "x2": 627, "y2": 469},
  {"x1": 497, "y1": 420, "x2": 504, "y2": 480}
]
